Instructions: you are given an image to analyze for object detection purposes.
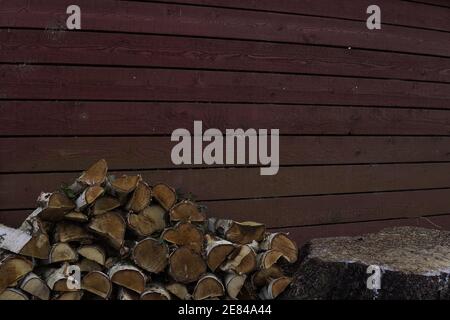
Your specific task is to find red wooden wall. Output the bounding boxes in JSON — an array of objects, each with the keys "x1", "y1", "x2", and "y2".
[{"x1": 1, "y1": 0, "x2": 450, "y2": 246}]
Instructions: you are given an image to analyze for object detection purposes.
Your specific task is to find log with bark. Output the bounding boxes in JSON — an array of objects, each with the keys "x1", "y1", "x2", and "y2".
[{"x1": 0, "y1": 159, "x2": 298, "y2": 300}]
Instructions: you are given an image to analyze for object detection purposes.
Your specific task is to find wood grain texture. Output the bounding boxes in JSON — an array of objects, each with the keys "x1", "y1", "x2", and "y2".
[
  {"x1": 272, "y1": 214, "x2": 450, "y2": 247},
  {"x1": 1, "y1": 65, "x2": 450, "y2": 108},
  {"x1": 2, "y1": 102, "x2": 450, "y2": 136},
  {"x1": 1, "y1": 1, "x2": 449, "y2": 56},
  {"x1": 2, "y1": 163, "x2": 450, "y2": 208},
  {"x1": 1, "y1": 189, "x2": 450, "y2": 228},
  {"x1": 3, "y1": 136, "x2": 450, "y2": 172},
  {"x1": 153, "y1": 0, "x2": 450, "y2": 32},
  {"x1": 2, "y1": 29, "x2": 450, "y2": 83},
  {"x1": 203, "y1": 189, "x2": 450, "y2": 227}
]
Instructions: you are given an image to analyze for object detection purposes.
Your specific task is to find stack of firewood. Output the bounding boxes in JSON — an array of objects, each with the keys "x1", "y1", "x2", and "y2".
[{"x1": 0, "y1": 160, "x2": 297, "y2": 300}]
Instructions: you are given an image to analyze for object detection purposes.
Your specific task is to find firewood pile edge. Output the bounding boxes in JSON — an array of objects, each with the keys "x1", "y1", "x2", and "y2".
[{"x1": 0, "y1": 159, "x2": 297, "y2": 300}]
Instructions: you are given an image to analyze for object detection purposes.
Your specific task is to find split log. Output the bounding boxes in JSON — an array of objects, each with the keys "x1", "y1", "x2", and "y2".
[
  {"x1": 162, "y1": 222, "x2": 203, "y2": 254},
  {"x1": 214, "y1": 220, "x2": 265, "y2": 244},
  {"x1": 78, "y1": 245, "x2": 106, "y2": 266},
  {"x1": 117, "y1": 287, "x2": 140, "y2": 300},
  {"x1": 108, "y1": 262, "x2": 147, "y2": 293},
  {"x1": 251, "y1": 265, "x2": 284, "y2": 288},
  {"x1": 127, "y1": 205, "x2": 166, "y2": 237},
  {"x1": 54, "y1": 222, "x2": 93, "y2": 243},
  {"x1": 132, "y1": 237, "x2": 168, "y2": 273},
  {"x1": 75, "y1": 186, "x2": 104, "y2": 211},
  {"x1": 93, "y1": 197, "x2": 121, "y2": 216},
  {"x1": 107, "y1": 175, "x2": 141, "y2": 202},
  {"x1": 44, "y1": 264, "x2": 79, "y2": 292},
  {"x1": 140, "y1": 284, "x2": 171, "y2": 300},
  {"x1": 169, "y1": 200, "x2": 205, "y2": 223},
  {"x1": 68, "y1": 159, "x2": 108, "y2": 194},
  {"x1": 0, "y1": 222, "x2": 50, "y2": 259},
  {"x1": 166, "y1": 283, "x2": 191, "y2": 300},
  {"x1": 221, "y1": 245, "x2": 257, "y2": 275},
  {"x1": 152, "y1": 183, "x2": 177, "y2": 210},
  {"x1": 47, "y1": 242, "x2": 78, "y2": 264},
  {"x1": 35, "y1": 192, "x2": 75, "y2": 221},
  {"x1": 19, "y1": 218, "x2": 51, "y2": 259},
  {"x1": 78, "y1": 258, "x2": 103, "y2": 273},
  {"x1": 193, "y1": 273, "x2": 225, "y2": 300},
  {"x1": 0, "y1": 288, "x2": 29, "y2": 300},
  {"x1": 168, "y1": 247, "x2": 206, "y2": 284},
  {"x1": 259, "y1": 277, "x2": 292, "y2": 300},
  {"x1": 19, "y1": 272, "x2": 50, "y2": 300},
  {"x1": 64, "y1": 211, "x2": 89, "y2": 223},
  {"x1": 205, "y1": 234, "x2": 235, "y2": 272},
  {"x1": 260, "y1": 233, "x2": 298, "y2": 263},
  {"x1": 126, "y1": 181, "x2": 152, "y2": 212},
  {"x1": 88, "y1": 212, "x2": 126, "y2": 249},
  {"x1": 0, "y1": 253, "x2": 33, "y2": 293},
  {"x1": 225, "y1": 273, "x2": 247, "y2": 299},
  {"x1": 82, "y1": 271, "x2": 112, "y2": 299},
  {"x1": 256, "y1": 250, "x2": 284, "y2": 270},
  {"x1": 53, "y1": 291, "x2": 84, "y2": 300}
]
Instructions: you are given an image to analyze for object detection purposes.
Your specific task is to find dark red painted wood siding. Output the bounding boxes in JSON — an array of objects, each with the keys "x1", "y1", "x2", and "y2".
[{"x1": 1, "y1": 0, "x2": 450, "y2": 246}]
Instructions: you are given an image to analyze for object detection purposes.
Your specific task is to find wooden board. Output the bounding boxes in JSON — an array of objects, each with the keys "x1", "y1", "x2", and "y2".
[
  {"x1": 203, "y1": 188, "x2": 450, "y2": 228},
  {"x1": 271, "y1": 214, "x2": 450, "y2": 247},
  {"x1": 1, "y1": 30, "x2": 449, "y2": 83},
  {"x1": 1, "y1": 1, "x2": 449, "y2": 57},
  {"x1": 154, "y1": 0, "x2": 450, "y2": 32},
  {"x1": 2, "y1": 189, "x2": 450, "y2": 228},
  {"x1": 2, "y1": 163, "x2": 450, "y2": 208},
  {"x1": 2, "y1": 102, "x2": 450, "y2": 136},
  {"x1": 3, "y1": 137, "x2": 450, "y2": 172},
  {"x1": 1, "y1": 65, "x2": 450, "y2": 108}
]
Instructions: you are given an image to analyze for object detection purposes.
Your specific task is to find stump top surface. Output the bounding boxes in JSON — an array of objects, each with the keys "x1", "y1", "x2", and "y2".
[{"x1": 308, "y1": 227, "x2": 450, "y2": 275}]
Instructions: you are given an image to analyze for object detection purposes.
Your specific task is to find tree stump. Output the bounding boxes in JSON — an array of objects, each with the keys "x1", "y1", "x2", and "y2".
[{"x1": 283, "y1": 227, "x2": 450, "y2": 300}]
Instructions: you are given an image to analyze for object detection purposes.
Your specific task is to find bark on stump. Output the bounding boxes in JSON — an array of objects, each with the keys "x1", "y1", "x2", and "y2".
[{"x1": 283, "y1": 227, "x2": 450, "y2": 300}]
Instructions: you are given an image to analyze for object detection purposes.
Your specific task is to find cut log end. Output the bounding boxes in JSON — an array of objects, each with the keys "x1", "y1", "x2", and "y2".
[
  {"x1": 82, "y1": 271, "x2": 112, "y2": 299},
  {"x1": 108, "y1": 263, "x2": 146, "y2": 294},
  {"x1": 169, "y1": 247, "x2": 207, "y2": 284},
  {"x1": 259, "y1": 277, "x2": 292, "y2": 300},
  {"x1": 193, "y1": 274, "x2": 225, "y2": 300},
  {"x1": 78, "y1": 245, "x2": 106, "y2": 266},
  {"x1": 127, "y1": 181, "x2": 152, "y2": 212},
  {"x1": 132, "y1": 237, "x2": 168, "y2": 273},
  {"x1": 166, "y1": 283, "x2": 191, "y2": 300},
  {"x1": 153, "y1": 183, "x2": 177, "y2": 210},
  {"x1": 140, "y1": 285, "x2": 171, "y2": 300},
  {"x1": 169, "y1": 201, "x2": 205, "y2": 223},
  {"x1": 163, "y1": 222, "x2": 203, "y2": 254},
  {"x1": 127, "y1": 205, "x2": 166, "y2": 237},
  {"x1": 0, "y1": 254, "x2": 33, "y2": 292},
  {"x1": 88, "y1": 212, "x2": 126, "y2": 249}
]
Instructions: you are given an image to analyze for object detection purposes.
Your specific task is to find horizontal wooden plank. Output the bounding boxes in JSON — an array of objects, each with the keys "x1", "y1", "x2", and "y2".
[
  {"x1": 408, "y1": 0, "x2": 450, "y2": 8},
  {"x1": 272, "y1": 214, "x2": 450, "y2": 247},
  {"x1": 155, "y1": 0, "x2": 450, "y2": 32},
  {"x1": 1, "y1": 189, "x2": 450, "y2": 228},
  {"x1": 1, "y1": 1, "x2": 449, "y2": 57},
  {"x1": 2, "y1": 102, "x2": 450, "y2": 136},
  {"x1": 1, "y1": 65, "x2": 449, "y2": 108},
  {"x1": 1, "y1": 30, "x2": 450, "y2": 83},
  {"x1": 204, "y1": 189, "x2": 450, "y2": 227},
  {"x1": 3, "y1": 136, "x2": 450, "y2": 172},
  {"x1": 2, "y1": 163, "x2": 450, "y2": 209}
]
